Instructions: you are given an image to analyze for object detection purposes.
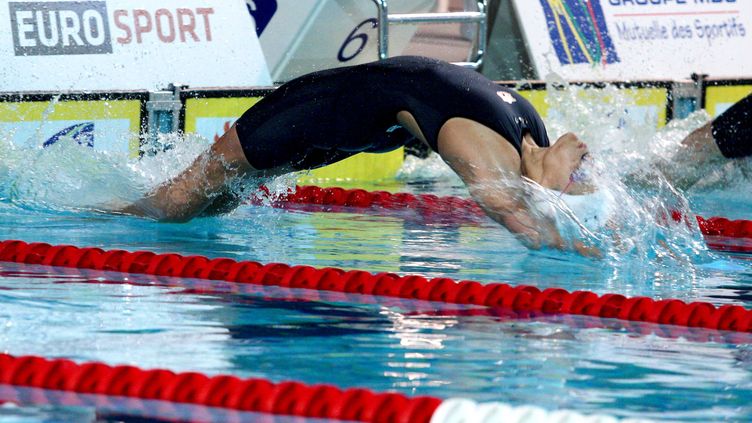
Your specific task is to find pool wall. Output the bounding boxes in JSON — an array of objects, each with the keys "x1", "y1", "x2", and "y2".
[{"x1": 1, "y1": 78, "x2": 750, "y2": 185}]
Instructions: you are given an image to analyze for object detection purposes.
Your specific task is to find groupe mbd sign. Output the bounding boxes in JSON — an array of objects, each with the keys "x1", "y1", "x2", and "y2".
[
  {"x1": 513, "y1": 0, "x2": 752, "y2": 80},
  {"x1": 8, "y1": 1, "x2": 216, "y2": 56}
]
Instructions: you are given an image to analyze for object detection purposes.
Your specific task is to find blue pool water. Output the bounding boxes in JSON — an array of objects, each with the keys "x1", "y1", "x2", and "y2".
[
  {"x1": 2, "y1": 189, "x2": 752, "y2": 422},
  {"x1": 2, "y1": 88, "x2": 752, "y2": 421}
]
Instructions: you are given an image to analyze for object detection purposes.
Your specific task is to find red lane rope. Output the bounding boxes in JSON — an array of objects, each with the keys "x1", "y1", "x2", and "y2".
[
  {"x1": 2, "y1": 240, "x2": 752, "y2": 333},
  {"x1": 4, "y1": 267, "x2": 749, "y2": 345},
  {"x1": 265, "y1": 185, "x2": 483, "y2": 216},
  {"x1": 260, "y1": 186, "x2": 752, "y2": 252},
  {"x1": 254, "y1": 185, "x2": 485, "y2": 224},
  {"x1": 0, "y1": 385, "x2": 254, "y2": 422},
  {"x1": 697, "y1": 217, "x2": 752, "y2": 253},
  {"x1": 0, "y1": 353, "x2": 441, "y2": 422}
]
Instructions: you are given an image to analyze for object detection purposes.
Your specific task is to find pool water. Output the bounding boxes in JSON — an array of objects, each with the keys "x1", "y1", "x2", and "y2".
[
  {"x1": 2, "y1": 188, "x2": 752, "y2": 421},
  {"x1": 2, "y1": 87, "x2": 752, "y2": 421}
]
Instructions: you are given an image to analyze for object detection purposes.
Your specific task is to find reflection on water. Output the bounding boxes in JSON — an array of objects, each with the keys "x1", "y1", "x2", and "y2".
[
  {"x1": 0, "y1": 385, "x2": 342, "y2": 423},
  {"x1": 2, "y1": 265, "x2": 752, "y2": 421}
]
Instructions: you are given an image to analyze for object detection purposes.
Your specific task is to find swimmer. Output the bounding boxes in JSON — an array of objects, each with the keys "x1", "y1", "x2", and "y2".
[
  {"x1": 120, "y1": 56, "x2": 748, "y2": 255},
  {"x1": 629, "y1": 92, "x2": 752, "y2": 191},
  {"x1": 123, "y1": 56, "x2": 592, "y2": 252}
]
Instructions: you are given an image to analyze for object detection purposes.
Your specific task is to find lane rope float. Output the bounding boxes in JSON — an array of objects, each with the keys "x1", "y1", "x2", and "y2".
[
  {"x1": 2, "y1": 266, "x2": 746, "y2": 345},
  {"x1": 256, "y1": 186, "x2": 752, "y2": 252},
  {"x1": 0, "y1": 353, "x2": 438, "y2": 423},
  {"x1": 0, "y1": 354, "x2": 651, "y2": 423},
  {"x1": 1, "y1": 240, "x2": 751, "y2": 333}
]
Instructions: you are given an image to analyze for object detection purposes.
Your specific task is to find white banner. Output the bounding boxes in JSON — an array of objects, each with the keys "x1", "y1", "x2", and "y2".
[
  {"x1": 513, "y1": 0, "x2": 752, "y2": 80},
  {"x1": 0, "y1": 0, "x2": 271, "y2": 91}
]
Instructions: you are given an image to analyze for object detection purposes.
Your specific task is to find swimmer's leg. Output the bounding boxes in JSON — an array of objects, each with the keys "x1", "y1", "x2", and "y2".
[
  {"x1": 120, "y1": 126, "x2": 270, "y2": 222},
  {"x1": 678, "y1": 122, "x2": 720, "y2": 160}
]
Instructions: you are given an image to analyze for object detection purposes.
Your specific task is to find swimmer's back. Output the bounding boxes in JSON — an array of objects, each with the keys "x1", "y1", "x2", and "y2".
[
  {"x1": 335, "y1": 56, "x2": 550, "y2": 152},
  {"x1": 235, "y1": 56, "x2": 549, "y2": 170}
]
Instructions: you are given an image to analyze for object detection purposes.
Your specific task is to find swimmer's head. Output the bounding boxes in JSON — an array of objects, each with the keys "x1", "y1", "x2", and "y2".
[{"x1": 522, "y1": 132, "x2": 589, "y2": 191}]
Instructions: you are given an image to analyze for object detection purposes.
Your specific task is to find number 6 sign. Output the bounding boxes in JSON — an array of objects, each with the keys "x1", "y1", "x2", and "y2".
[{"x1": 338, "y1": 18, "x2": 377, "y2": 62}]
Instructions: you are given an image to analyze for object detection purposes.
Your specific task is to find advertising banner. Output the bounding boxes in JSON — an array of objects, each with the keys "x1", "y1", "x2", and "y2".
[
  {"x1": 184, "y1": 96, "x2": 262, "y2": 143},
  {"x1": 513, "y1": 0, "x2": 752, "y2": 80},
  {"x1": 0, "y1": 99, "x2": 142, "y2": 155},
  {"x1": 0, "y1": 0, "x2": 271, "y2": 91},
  {"x1": 519, "y1": 86, "x2": 668, "y2": 128},
  {"x1": 705, "y1": 84, "x2": 752, "y2": 117}
]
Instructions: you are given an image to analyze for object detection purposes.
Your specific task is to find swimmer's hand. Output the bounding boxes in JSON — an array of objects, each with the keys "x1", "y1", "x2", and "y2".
[
  {"x1": 573, "y1": 241, "x2": 602, "y2": 259},
  {"x1": 485, "y1": 201, "x2": 602, "y2": 258},
  {"x1": 513, "y1": 220, "x2": 602, "y2": 258}
]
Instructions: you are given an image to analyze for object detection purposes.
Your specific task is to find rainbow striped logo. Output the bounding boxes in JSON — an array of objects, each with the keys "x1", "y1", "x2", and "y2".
[{"x1": 539, "y1": 0, "x2": 620, "y2": 66}]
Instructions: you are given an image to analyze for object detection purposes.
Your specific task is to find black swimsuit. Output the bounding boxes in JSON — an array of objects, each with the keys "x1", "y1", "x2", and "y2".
[
  {"x1": 712, "y1": 92, "x2": 752, "y2": 159},
  {"x1": 235, "y1": 56, "x2": 550, "y2": 171}
]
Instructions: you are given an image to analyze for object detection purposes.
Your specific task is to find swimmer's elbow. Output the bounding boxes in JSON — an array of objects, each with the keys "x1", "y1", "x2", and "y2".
[
  {"x1": 492, "y1": 210, "x2": 553, "y2": 249},
  {"x1": 491, "y1": 205, "x2": 602, "y2": 257},
  {"x1": 518, "y1": 229, "x2": 601, "y2": 258},
  {"x1": 573, "y1": 241, "x2": 603, "y2": 258},
  {"x1": 496, "y1": 211, "x2": 571, "y2": 252}
]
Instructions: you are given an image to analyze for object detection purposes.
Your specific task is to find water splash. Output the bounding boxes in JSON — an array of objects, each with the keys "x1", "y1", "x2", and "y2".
[
  {"x1": 396, "y1": 81, "x2": 720, "y2": 284},
  {"x1": 0, "y1": 130, "x2": 297, "y2": 218},
  {"x1": 397, "y1": 152, "x2": 459, "y2": 182},
  {"x1": 0, "y1": 131, "x2": 192, "y2": 213}
]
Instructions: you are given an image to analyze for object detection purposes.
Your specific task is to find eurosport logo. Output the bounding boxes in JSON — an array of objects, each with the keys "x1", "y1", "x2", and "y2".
[
  {"x1": 9, "y1": 1, "x2": 216, "y2": 56},
  {"x1": 539, "y1": 0, "x2": 620, "y2": 66},
  {"x1": 10, "y1": 2, "x2": 112, "y2": 56}
]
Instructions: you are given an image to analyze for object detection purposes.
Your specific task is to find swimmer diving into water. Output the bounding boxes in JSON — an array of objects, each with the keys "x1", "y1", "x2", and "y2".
[{"x1": 122, "y1": 56, "x2": 752, "y2": 254}]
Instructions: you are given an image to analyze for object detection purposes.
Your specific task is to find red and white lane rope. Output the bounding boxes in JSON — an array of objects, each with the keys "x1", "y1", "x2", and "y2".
[
  {"x1": 0, "y1": 354, "x2": 650, "y2": 423},
  {"x1": 432, "y1": 399, "x2": 651, "y2": 423},
  {"x1": 258, "y1": 186, "x2": 752, "y2": 253},
  {"x1": 1, "y1": 240, "x2": 751, "y2": 333}
]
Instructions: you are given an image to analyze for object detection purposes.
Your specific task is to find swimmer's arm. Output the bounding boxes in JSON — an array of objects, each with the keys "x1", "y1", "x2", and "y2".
[
  {"x1": 120, "y1": 126, "x2": 254, "y2": 222},
  {"x1": 436, "y1": 119, "x2": 599, "y2": 256},
  {"x1": 465, "y1": 182, "x2": 561, "y2": 249},
  {"x1": 435, "y1": 118, "x2": 560, "y2": 248},
  {"x1": 471, "y1": 185, "x2": 601, "y2": 256}
]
